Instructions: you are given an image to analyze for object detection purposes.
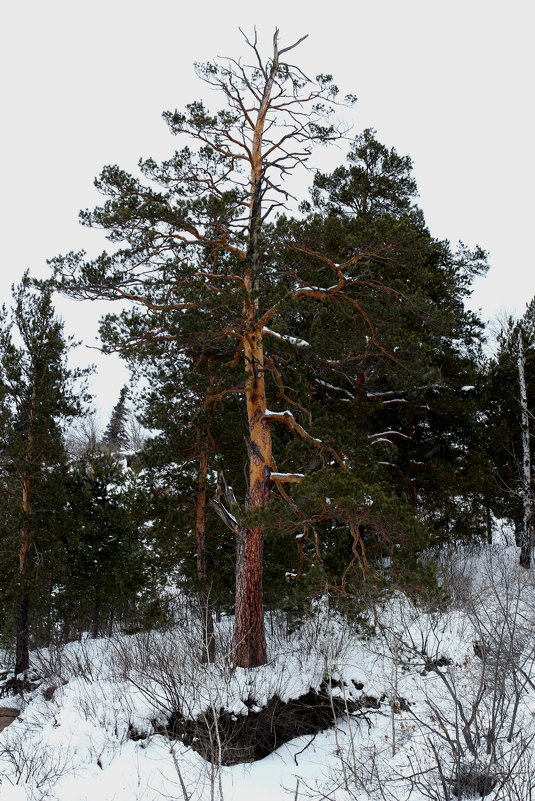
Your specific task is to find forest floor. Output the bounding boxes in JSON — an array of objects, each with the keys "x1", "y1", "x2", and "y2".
[{"x1": 1, "y1": 538, "x2": 535, "y2": 801}]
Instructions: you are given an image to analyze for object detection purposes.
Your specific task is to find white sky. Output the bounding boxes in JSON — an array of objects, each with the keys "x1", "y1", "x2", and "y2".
[{"x1": 1, "y1": 0, "x2": 533, "y2": 417}]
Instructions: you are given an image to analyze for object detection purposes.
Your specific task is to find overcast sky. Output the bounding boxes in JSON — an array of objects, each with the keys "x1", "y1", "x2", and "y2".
[{"x1": 1, "y1": 0, "x2": 533, "y2": 418}]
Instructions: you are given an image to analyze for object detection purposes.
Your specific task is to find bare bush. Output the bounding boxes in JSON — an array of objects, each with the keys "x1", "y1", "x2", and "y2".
[
  {"x1": 311, "y1": 546, "x2": 535, "y2": 801},
  {"x1": 33, "y1": 634, "x2": 113, "y2": 685},
  {"x1": 0, "y1": 727, "x2": 73, "y2": 800}
]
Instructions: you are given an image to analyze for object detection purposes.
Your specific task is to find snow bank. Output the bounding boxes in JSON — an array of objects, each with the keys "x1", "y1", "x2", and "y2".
[{"x1": 2, "y1": 544, "x2": 535, "y2": 800}]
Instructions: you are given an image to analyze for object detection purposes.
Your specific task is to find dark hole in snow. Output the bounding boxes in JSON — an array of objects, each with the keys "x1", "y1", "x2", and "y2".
[
  {"x1": 127, "y1": 722, "x2": 149, "y2": 742},
  {"x1": 450, "y1": 765, "x2": 497, "y2": 798},
  {"x1": 161, "y1": 683, "x2": 380, "y2": 765}
]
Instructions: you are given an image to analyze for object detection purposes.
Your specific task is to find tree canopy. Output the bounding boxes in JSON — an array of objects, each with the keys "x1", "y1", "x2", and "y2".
[{"x1": 46, "y1": 30, "x2": 495, "y2": 668}]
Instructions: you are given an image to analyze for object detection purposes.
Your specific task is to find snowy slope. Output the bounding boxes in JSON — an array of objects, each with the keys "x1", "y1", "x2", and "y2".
[{"x1": 1, "y1": 543, "x2": 535, "y2": 801}]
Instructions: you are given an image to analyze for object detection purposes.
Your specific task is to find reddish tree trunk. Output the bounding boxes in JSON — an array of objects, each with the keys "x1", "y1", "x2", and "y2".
[
  {"x1": 233, "y1": 524, "x2": 266, "y2": 667},
  {"x1": 232, "y1": 327, "x2": 271, "y2": 667},
  {"x1": 231, "y1": 56, "x2": 276, "y2": 667}
]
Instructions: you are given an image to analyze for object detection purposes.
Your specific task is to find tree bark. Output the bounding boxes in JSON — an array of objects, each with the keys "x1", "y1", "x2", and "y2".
[
  {"x1": 195, "y1": 445, "x2": 215, "y2": 663},
  {"x1": 15, "y1": 591, "x2": 30, "y2": 675},
  {"x1": 19, "y1": 478, "x2": 32, "y2": 574},
  {"x1": 232, "y1": 326, "x2": 271, "y2": 666},
  {"x1": 231, "y1": 36, "x2": 283, "y2": 668},
  {"x1": 91, "y1": 584, "x2": 101, "y2": 639},
  {"x1": 518, "y1": 332, "x2": 533, "y2": 568},
  {"x1": 15, "y1": 477, "x2": 32, "y2": 675},
  {"x1": 233, "y1": 523, "x2": 266, "y2": 666}
]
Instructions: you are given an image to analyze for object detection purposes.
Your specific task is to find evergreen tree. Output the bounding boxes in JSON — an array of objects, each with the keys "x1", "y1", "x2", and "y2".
[
  {"x1": 274, "y1": 129, "x2": 491, "y2": 550},
  {"x1": 53, "y1": 31, "x2": 355, "y2": 667},
  {"x1": 0, "y1": 274, "x2": 86, "y2": 672},
  {"x1": 51, "y1": 32, "x2": 488, "y2": 666},
  {"x1": 55, "y1": 451, "x2": 159, "y2": 639},
  {"x1": 102, "y1": 385, "x2": 130, "y2": 452},
  {"x1": 129, "y1": 352, "x2": 238, "y2": 662}
]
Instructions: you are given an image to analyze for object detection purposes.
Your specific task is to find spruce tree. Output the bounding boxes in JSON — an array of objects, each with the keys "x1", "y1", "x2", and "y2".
[{"x1": 102, "y1": 385, "x2": 130, "y2": 452}]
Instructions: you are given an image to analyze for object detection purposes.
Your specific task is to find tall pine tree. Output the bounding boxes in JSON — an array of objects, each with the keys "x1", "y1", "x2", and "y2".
[
  {"x1": 52, "y1": 32, "x2": 488, "y2": 665},
  {"x1": 0, "y1": 274, "x2": 85, "y2": 673}
]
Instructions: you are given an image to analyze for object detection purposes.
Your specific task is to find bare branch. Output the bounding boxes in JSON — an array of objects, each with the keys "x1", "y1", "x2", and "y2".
[{"x1": 278, "y1": 33, "x2": 309, "y2": 57}]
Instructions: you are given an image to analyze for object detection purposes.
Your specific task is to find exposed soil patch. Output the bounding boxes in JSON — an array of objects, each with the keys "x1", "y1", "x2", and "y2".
[
  {"x1": 0, "y1": 707, "x2": 20, "y2": 734},
  {"x1": 163, "y1": 683, "x2": 380, "y2": 765}
]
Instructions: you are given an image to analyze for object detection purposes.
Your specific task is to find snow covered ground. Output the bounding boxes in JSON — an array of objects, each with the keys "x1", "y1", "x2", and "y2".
[{"x1": 2, "y1": 542, "x2": 535, "y2": 800}]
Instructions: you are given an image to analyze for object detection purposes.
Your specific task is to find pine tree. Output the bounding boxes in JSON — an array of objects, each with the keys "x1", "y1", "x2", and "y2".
[
  {"x1": 53, "y1": 31, "x2": 357, "y2": 666},
  {"x1": 56, "y1": 451, "x2": 158, "y2": 639},
  {"x1": 51, "y1": 32, "x2": 488, "y2": 665},
  {"x1": 0, "y1": 274, "x2": 86, "y2": 673},
  {"x1": 134, "y1": 353, "x2": 239, "y2": 662},
  {"x1": 281, "y1": 129, "x2": 491, "y2": 549}
]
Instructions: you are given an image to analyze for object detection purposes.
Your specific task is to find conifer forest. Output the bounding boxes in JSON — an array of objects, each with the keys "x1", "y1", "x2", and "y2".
[{"x1": 2, "y1": 30, "x2": 535, "y2": 801}]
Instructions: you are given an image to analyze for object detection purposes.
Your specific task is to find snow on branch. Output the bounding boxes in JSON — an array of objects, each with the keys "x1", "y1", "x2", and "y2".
[
  {"x1": 295, "y1": 284, "x2": 341, "y2": 296},
  {"x1": 263, "y1": 409, "x2": 347, "y2": 469},
  {"x1": 262, "y1": 327, "x2": 310, "y2": 348},
  {"x1": 270, "y1": 472, "x2": 304, "y2": 483},
  {"x1": 313, "y1": 378, "x2": 355, "y2": 400},
  {"x1": 368, "y1": 431, "x2": 411, "y2": 441},
  {"x1": 366, "y1": 390, "x2": 400, "y2": 398}
]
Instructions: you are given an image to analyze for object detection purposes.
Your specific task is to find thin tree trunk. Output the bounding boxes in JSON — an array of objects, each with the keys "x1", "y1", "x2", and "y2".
[
  {"x1": 407, "y1": 479, "x2": 418, "y2": 509},
  {"x1": 518, "y1": 331, "x2": 533, "y2": 568},
  {"x1": 15, "y1": 477, "x2": 32, "y2": 674},
  {"x1": 196, "y1": 444, "x2": 215, "y2": 663},
  {"x1": 486, "y1": 505, "x2": 493, "y2": 545},
  {"x1": 15, "y1": 380, "x2": 38, "y2": 674},
  {"x1": 91, "y1": 584, "x2": 101, "y2": 639},
  {"x1": 19, "y1": 479, "x2": 32, "y2": 574},
  {"x1": 45, "y1": 573, "x2": 54, "y2": 646}
]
